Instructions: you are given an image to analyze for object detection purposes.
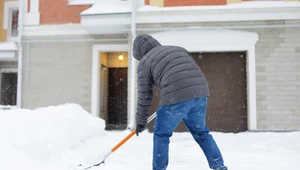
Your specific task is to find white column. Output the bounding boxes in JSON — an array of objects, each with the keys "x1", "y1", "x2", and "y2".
[
  {"x1": 91, "y1": 47, "x2": 100, "y2": 117},
  {"x1": 30, "y1": 0, "x2": 39, "y2": 13},
  {"x1": 16, "y1": 0, "x2": 25, "y2": 108},
  {"x1": 128, "y1": 37, "x2": 137, "y2": 130},
  {"x1": 24, "y1": 0, "x2": 28, "y2": 13},
  {"x1": 247, "y1": 46, "x2": 257, "y2": 130},
  {"x1": 127, "y1": 0, "x2": 138, "y2": 130},
  {"x1": 24, "y1": 0, "x2": 40, "y2": 26}
]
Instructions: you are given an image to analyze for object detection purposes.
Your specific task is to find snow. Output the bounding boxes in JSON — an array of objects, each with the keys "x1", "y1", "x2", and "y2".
[
  {"x1": 0, "y1": 41, "x2": 18, "y2": 51},
  {"x1": 0, "y1": 104, "x2": 105, "y2": 170},
  {"x1": 81, "y1": 1, "x2": 300, "y2": 15},
  {"x1": 149, "y1": 29, "x2": 258, "y2": 49},
  {"x1": 1, "y1": 104, "x2": 300, "y2": 170},
  {"x1": 81, "y1": 0, "x2": 132, "y2": 15},
  {"x1": 23, "y1": 24, "x2": 90, "y2": 36},
  {"x1": 138, "y1": 1, "x2": 300, "y2": 11}
]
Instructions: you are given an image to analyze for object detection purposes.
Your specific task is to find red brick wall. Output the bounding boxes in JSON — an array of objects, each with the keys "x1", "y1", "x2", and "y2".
[
  {"x1": 40, "y1": 0, "x2": 91, "y2": 24},
  {"x1": 164, "y1": 0, "x2": 226, "y2": 6},
  {"x1": 28, "y1": 0, "x2": 30, "y2": 12}
]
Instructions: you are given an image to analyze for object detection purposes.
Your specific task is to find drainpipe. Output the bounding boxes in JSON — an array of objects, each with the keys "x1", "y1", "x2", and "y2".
[
  {"x1": 17, "y1": 0, "x2": 24, "y2": 108},
  {"x1": 128, "y1": 0, "x2": 138, "y2": 130}
]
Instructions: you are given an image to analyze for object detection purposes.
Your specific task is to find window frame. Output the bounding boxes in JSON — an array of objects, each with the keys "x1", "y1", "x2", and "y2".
[{"x1": 3, "y1": 1, "x2": 19, "y2": 41}]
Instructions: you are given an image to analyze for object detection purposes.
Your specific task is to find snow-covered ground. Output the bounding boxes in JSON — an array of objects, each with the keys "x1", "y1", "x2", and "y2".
[{"x1": 0, "y1": 104, "x2": 299, "y2": 170}]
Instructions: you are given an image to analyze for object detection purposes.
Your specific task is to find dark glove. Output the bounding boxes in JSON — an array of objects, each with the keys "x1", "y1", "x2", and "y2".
[{"x1": 135, "y1": 124, "x2": 146, "y2": 136}]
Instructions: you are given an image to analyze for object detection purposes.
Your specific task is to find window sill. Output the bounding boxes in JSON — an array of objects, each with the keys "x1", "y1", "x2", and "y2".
[{"x1": 7, "y1": 37, "x2": 18, "y2": 43}]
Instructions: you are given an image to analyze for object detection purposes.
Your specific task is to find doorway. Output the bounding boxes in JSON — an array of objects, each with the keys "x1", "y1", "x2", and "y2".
[{"x1": 105, "y1": 68, "x2": 128, "y2": 130}]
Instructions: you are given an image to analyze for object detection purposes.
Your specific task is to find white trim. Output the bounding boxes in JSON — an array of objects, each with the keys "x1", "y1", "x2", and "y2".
[
  {"x1": 30, "y1": 0, "x2": 39, "y2": 13},
  {"x1": 23, "y1": 24, "x2": 90, "y2": 36},
  {"x1": 24, "y1": 0, "x2": 40, "y2": 26},
  {"x1": 91, "y1": 47, "x2": 100, "y2": 117},
  {"x1": 0, "y1": 40, "x2": 18, "y2": 61},
  {"x1": 81, "y1": 14, "x2": 131, "y2": 35},
  {"x1": 81, "y1": 3, "x2": 300, "y2": 34},
  {"x1": 24, "y1": 12, "x2": 40, "y2": 26},
  {"x1": 91, "y1": 44, "x2": 129, "y2": 118},
  {"x1": 68, "y1": 0, "x2": 100, "y2": 5},
  {"x1": 3, "y1": 1, "x2": 19, "y2": 30},
  {"x1": 247, "y1": 46, "x2": 257, "y2": 130},
  {"x1": 0, "y1": 68, "x2": 18, "y2": 73},
  {"x1": 69, "y1": 0, "x2": 145, "y2": 6},
  {"x1": 25, "y1": 0, "x2": 28, "y2": 13},
  {"x1": 150, "y1": 29, "x2": 259, "y2": 130},
  {"x1": 0, "y1": 51, "x2": 18, "y2": 61},
  {"x1": 136, "y1": 7, "x2": 300, "y2": 24},
  {"x1": 17, "y1": 0, "x2": 25, "y2": 109},
  {"x1": 70, "y1": 0, "x2": 145, "y2": 6},
  {"x1": 0, "y1": 42, "x2": 18, "y2": 51}
]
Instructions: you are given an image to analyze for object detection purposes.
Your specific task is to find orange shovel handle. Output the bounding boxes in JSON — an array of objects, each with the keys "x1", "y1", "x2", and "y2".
[
  {"x1": 111, "y1": 130, "x2": 136, "y2": 152},
  {"x1": 110, "y1": 112, "x2": 157, "y2": 153}
]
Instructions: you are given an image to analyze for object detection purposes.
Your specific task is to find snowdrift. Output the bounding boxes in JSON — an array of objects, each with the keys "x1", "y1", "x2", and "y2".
[{"x1": 0, "y1": 104, "x2": 105, "y2": 170}]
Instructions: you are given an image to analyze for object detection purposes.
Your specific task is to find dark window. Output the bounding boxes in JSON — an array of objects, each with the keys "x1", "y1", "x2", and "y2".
[
  {"x1": 1, "y1": 73, "x2": 17, "y2": 106},
  {"x1": 10, "y1": 10, "x2": 19, "y2": 37}
]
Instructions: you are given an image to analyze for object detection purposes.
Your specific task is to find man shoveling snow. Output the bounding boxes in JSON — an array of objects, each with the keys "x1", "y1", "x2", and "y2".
[{"x1": 132, "y1": 34, "x2": 228, "y2": 170}]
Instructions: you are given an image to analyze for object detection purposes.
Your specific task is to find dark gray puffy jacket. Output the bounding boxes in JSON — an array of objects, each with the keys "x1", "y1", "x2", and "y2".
[{"x1": 133, "y1": 34, "x2": 209, "y2": 125}]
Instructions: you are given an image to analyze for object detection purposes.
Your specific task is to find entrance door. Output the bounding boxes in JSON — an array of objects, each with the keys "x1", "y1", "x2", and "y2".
[
  {"x1": 1, "y1": 73, "x2": 17, "y2": 106},
  {"x1": 148, "y1": 52, "x2": 247, "y2": 133},
  {"x1": 106, "y1": 68, "x2": 128, "y2": 130}
]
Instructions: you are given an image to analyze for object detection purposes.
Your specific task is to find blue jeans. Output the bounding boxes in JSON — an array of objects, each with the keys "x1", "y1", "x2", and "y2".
[{"x1": 153, "y1": 97, "x2": 227, "y2": 170}]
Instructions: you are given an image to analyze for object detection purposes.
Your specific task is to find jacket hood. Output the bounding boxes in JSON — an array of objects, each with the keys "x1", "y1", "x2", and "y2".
[{"x1": 133, "y1": 34, "x2": 161, "y2": 61}]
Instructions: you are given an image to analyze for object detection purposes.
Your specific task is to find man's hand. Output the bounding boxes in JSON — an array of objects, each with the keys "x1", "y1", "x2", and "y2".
[{"x1": 135, "y1": 124, "x2": 146, "y2": 136}]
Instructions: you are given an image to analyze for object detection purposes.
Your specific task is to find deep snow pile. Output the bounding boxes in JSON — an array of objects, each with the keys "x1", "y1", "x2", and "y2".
[{"x1": 0, "y1": 104, "x2": 105, "y2": 170}]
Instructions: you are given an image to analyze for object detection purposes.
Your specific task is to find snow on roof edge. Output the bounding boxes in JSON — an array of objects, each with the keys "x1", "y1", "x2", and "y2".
[
  {"x1": 81, "y1": 1, "x2": 300, "y2": 15},
  {"x1": 137, "y1": 1, "x2": 300, "y2": 12},
  {"x1": 81, "y1": 0, "x2": 132, "y2": 15}
]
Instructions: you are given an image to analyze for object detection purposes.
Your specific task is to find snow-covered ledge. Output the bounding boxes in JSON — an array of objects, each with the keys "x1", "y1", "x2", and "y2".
[
  {"x1": 137, "y1": 1, "x2": 300, "y2": 23},
  {"x1": 0, "y1": 42, "x2": 18, "y2": 61},
  {"x1": 150, "y1": 29, "x2": 259, "y2": 130},
  {"x1": 81, "y1": 1, "x2": 300, "y2": 35},
  {"x1": 80, "y1": 1, "x2": 131, "y2": 34}
]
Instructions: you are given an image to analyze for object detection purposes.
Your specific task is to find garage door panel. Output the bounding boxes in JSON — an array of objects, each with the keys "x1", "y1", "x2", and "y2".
[{"x1": 197, "y1": 52, "x2": 247, "y2": 133}]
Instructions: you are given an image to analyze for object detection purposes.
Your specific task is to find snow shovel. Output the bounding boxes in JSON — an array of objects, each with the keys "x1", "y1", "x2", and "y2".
[{"x1": 81, "y1": 112, "x2": 157, "y2": 169}]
